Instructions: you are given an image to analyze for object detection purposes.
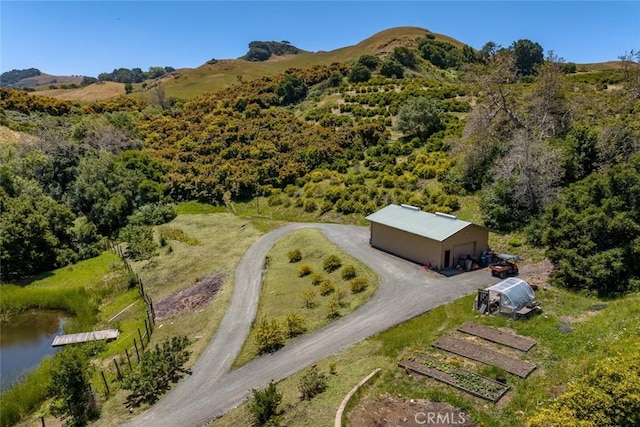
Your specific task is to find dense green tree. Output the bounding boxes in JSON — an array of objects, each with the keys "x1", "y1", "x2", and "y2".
[
  {"x1": 119, "y1": 225, "x2": 158, "y2": 261},
  {"x1": 348, "y1": 63, "x2": 371, "y2": 83},
  {"x1": 539, "y1": 154, "x2": 640, "y2": 294},
  {"x1": 48, "y1": 346, "x2": 98, "y2": 426},
  {"x1": 276, "y1": 73, "x2": 308, "y2": 105},
  {"x1": 422, "y1": 46, "x2": 447, "y2": 68},
  {"x1": 396, "y1": 97, "x2": 443, "y2": 140},
  {"x1": 391, "y1": 46, "x2": 417, "y2": 68},
  {"x1": 563, "y1": 124, "x2": 599, "y2": 183},
  {"x1": 0, "y1": 178, "x2": 77, "y2": 279},
  {"x1": 357, "y1": 54, "x2": 380, "y2": 70},
  {"x1": 380, "y1": 59, "x2": 404, "y2": 78},
  {"x1": 323, "y1": 72, "x2": 343, "y2": 88},
  {"x1": 419, "y1": 39, "x2": 461, "y2": 68},
  {"x1": 69, "y1": 151, "x2": 166, "y2": 235},
  {"x1": 511, "y1": 39, "x2": 544, "y2": 76},
  {"x1": 481, "y1": 177, "x2": 532, "y2": 231},
  {"x1": 461, "y1": 45, "x2": 479, "y2": 63},
  {"x1": 71, "y1": 217, "x2": 103, "y2": 260}
]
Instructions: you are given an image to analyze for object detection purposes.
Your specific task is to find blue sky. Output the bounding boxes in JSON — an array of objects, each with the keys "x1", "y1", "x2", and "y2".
[{"x1": 1, "y1": 1, "x2": 639, "y2": 77}]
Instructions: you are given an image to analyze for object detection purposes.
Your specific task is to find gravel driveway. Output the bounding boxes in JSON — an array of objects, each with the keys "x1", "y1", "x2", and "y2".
[{"x1": 126, "y1": 223, "x2": 496, "y2": 426}]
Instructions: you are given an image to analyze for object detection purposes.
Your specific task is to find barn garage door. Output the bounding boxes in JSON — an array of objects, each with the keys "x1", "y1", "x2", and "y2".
[{"x1": 453, "y1": 242, "x2": 476, "y2": 263}]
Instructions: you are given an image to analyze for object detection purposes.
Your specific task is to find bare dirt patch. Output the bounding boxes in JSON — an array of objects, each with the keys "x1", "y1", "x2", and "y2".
[
  {"x1": 350, "y1": 394, "x2": 475, "y2": 427},
  {"x1": 518, "y1": 260, "x2": 553, "y2": 290},
  {"x1": 154, "y1": 272, "x2": 225, "y2": 320}
]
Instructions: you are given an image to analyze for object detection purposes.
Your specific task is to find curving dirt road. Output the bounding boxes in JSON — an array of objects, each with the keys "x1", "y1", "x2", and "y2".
[{"x1": 127, "y1": 224, "x2": 497, "y2": 426}]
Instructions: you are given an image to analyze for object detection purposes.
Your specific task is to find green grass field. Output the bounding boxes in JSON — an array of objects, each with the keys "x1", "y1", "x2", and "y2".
[{"x1": 232, "y1": 229, "x2": 378, "y2": 367}]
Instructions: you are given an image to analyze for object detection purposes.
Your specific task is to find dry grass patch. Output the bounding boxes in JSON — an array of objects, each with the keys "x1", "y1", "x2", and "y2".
[
  {"x1": 130, "y1": 213, "x2": 262, "y2": 359},
  {"x1": 134, "y1": 214, "x2": 260, "y2": 300},
  {"x1": 233, "y1": 228, "x2": 378, "y2": 367},
  {"x1": 36, "y1": 81, "x2": 124, "y2": 102}
]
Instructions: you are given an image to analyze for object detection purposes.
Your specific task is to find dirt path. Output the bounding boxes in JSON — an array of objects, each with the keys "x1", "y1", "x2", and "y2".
[{"x1": 126, "y1": 224, "x2": 497, "y2": 427}]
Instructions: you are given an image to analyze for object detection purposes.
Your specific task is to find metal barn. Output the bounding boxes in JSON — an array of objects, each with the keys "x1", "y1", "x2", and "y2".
[{"x1": 365, "y1": 204, "x2": 489, "y2": 269}]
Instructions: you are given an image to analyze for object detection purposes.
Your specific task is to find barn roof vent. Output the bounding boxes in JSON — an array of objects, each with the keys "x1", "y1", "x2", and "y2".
[
  {"x1": 400, "y1": 204, "x2": 421, "y2": 211},
  {"x1": 435, "y1": 212, "x2": 458, "y2": 220}
]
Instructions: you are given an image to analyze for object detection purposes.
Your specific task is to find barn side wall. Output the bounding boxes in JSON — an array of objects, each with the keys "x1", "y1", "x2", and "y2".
[{"x1": 369, "y1": 222, "x2": 442, "y2": 267}]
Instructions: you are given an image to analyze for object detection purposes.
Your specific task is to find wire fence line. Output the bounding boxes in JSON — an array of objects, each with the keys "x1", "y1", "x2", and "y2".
[{"x1": 99, "y1": 241, "x2": 158, "y2": 397}]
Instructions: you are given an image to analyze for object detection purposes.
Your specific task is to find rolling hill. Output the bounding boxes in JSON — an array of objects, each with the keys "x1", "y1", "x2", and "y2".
[
  {"x1": 9, "y1": 26, "x2": 627, "y2": 103},
  {"x1": 21, "y1": 27, "x2": 458, "y2": 101},
  {"x1": 1, "y1": 71, "x2": 84, "y2": 89}
]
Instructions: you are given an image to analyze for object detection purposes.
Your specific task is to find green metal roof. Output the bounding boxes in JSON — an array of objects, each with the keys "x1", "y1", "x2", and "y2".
[{"x1": 365, "y1": 204, "x2": 474, "y2": 241}]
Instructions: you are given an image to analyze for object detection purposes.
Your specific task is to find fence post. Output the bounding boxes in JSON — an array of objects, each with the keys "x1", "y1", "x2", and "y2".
[
  {"x1": 125, "y1": 348, "x2": 132, "y2": 371},
  {"x1": 144, "y1": 318, "x2": 150, "y2": 342},
  {"x1": 101, "y1": 371, "x2": 110, "y2": 396},
  {"x1": 113, "y1": 359, "x2": 122, "y2": 382},
  {"x1": 149, "y1": 299, "x2": 155, "y2": 324},
  {"x1": 137, "y1": 328, "x2": 145, "y2": 350},
  {"x1": 41, "y1": 416, "x2": 45, "y2": 427},
  {"x1": 134, "y1": 339, "x2": 140, "y2": 362}
]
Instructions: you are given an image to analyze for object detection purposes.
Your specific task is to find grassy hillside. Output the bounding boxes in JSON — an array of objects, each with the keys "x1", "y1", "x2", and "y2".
[
  {"x1": 163, "y1": 26, "x2": 459, "y2": 99},
  {"x1": 36, "y1": 81, "x2": 124, "y2": 101},
  {"x1": 6, "y1": 72, "x2": 83, "y2": 89},
  {"x1": 29, "y1": 27, "x2": 463, "y2": 102}
]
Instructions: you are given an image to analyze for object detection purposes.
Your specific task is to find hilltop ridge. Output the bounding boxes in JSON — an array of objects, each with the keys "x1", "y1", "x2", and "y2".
[{"x1": 11, "y1": 26, "x2": 625, "y2": 101}]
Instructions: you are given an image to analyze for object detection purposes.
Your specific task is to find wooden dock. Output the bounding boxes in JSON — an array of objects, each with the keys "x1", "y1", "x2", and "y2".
[{"x1": 51, "y1": 329, "x2": 119, "y2": 347}]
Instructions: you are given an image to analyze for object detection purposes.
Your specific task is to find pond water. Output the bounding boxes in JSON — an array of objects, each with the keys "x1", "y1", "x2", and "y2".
[{"x1": 0, "y1": 310, "x2": 66, "y2": 392}]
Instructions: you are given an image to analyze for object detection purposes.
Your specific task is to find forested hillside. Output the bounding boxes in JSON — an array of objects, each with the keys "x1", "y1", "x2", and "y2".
[{"x1": 1, "y1": 31, "x2": 639, "y2": 294}]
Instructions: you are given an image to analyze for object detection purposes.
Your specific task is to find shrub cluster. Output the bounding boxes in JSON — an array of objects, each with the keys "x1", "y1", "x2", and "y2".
[
  {"x1": 288, "y1": 248, "x2": 302, "y2": 263},
  {"x1": 298, "y1": 366, "x2": 328, "y2": 400},
  {"x1": 297, "y1": 263, "x2": 313, "y2": 277},
  {"x1": 323, "y1": 255, "x2": 342, "y2": 273},
  {"x1": 350, "y1": 277, "x2": 369, "y2": 293}
]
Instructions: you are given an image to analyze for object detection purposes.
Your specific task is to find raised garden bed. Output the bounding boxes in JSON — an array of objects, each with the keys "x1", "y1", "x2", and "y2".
[
  {"x1": 432, "y1": 336, "x2": 536, "y2": 378},
  {"x1": 457, "y1": 321, "x2": 536, "y2": 352},
  {"x1": 399, "y1": 357, "x2": 509, "y2": 403}
]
